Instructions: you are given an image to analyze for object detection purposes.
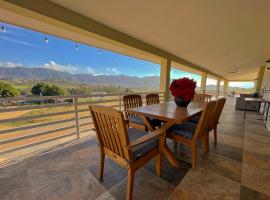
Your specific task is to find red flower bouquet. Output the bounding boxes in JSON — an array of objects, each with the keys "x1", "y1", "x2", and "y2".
[{"x1": 170, "y1": 77, "x2": 196, "y2": 106}]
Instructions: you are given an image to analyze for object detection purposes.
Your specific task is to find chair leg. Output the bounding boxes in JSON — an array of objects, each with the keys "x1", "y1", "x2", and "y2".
[
  {"x1": 191, "y1": 143, "x2": 196, "y2": 169},
  {"x1": 126, "y1": 167, "x2": 135, "y2": 200},
  {"x1": 156, "y1": 152, "x2": 162, "y2": 177},
  {"x1": 99, "y1": 148, "x2": 105, "y2": 180},
  {"x1": 214, "y1": 126, "x2": 217, "y2": 146}
]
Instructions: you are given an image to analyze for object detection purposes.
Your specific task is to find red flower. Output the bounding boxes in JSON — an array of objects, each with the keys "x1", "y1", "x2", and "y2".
[{"x1": 170, "y1": 77, "x2": 196, "y2": 101}]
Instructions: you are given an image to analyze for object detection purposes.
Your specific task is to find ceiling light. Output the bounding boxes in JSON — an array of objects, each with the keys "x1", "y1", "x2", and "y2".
[
  {"x1": 75, "y1": 43, "x2": 79, "y2": 50},
  {"x1": 44, "y1": 36, "x2": 49, "y2": 43},
  {"x1": 1, "y1": 25, "x2": 6, "y2": 33}
]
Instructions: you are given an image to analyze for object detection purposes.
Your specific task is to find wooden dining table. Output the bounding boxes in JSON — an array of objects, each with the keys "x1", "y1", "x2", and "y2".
[{"x1": 128, "y1": 101, "x2": 205, "y2": 168}]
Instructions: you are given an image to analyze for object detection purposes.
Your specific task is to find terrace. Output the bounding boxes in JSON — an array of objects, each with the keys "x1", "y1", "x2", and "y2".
[{"x1": 0, "y1": 1, "x2": 270, "y2": 200}]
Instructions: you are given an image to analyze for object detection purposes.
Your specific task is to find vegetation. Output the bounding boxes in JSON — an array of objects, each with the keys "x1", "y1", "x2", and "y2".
[
  {"x1": 0, "y1": 81, "x2": 20, "y2": 97},
  {"x1": 31, "y1": 82, "x2": 65, "y2": 96}
]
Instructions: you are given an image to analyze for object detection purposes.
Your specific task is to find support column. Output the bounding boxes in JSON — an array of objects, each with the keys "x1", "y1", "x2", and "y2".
[
  {"x1": 224, "y1": 80, "x2": 229, "y2": 95},
  {"x1": 200, "y1": 72, "x2": 207, "y2": 94},
  {"x1": 160, "y1": 58, "x2": 171, "y2": 102},
  {"x1": 255, "y1": 66, "x2": 266, "y2": 92},
  {"x1": 216, "y1": 79, "x2": 221, "y2": 98}
]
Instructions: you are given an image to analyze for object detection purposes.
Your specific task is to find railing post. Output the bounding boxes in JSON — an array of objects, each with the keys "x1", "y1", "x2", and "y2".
[
  {"x1": 74, "y1": 97, "x2": 80, "y2": 138},
  {"x1": 118, "y1": 94, "x2": 122, "y2": 111}
]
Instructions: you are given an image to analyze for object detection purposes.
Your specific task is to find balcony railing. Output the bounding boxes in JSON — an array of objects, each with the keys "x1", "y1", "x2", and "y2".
[{"x1": 0, "y1": 92, "x2": 164, "y2": 157}]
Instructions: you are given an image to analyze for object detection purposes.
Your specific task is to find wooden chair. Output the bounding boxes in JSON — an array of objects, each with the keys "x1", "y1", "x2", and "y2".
[
  {"x1": 193, "y1": 93, "x2": 212, "y2": 103},
  {"x1": 123, "y1": 94, "x2": 145, "y2": 130},
  {"x1": 146, "y1": 93, "x2": 160, "y2": 105},
  {"x1": 89, "y1": 105, "x2": 164, "y2": 200},
  {"x1": 189, "y1": 93, "x2": 212, "y2": 123},
  {"x1": 209, "y1": 98, "x2": 226, "y2": 146},
  {"x1": 167, "y1": 100, "x2": 216, "y2": 169}
]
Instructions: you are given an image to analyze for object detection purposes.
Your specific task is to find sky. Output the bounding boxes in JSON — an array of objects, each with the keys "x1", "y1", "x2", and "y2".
[{"x1": 0, "y1": 22, "x2": 254, "y2": 88}]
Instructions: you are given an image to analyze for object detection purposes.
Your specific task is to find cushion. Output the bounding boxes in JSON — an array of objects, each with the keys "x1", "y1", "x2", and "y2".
[
  {"x1": 128, "y1": 128, "x2": 158, "y2": 160},
  {"x1": 128, "y1": 116, "x2": 144, "y2": 125},
  {"x1": 168, "y1": 122, "x2": 197, "y2": 140},
  {"x1": 188, "y1": 114, "x2": 201, "y2": 124},
  {"x1": 129, "y1": 115, "x2": 161, "y2": 127}
]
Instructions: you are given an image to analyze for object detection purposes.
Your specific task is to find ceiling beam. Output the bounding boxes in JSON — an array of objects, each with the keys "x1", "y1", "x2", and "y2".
[{"x1": 1, "y1": 0, "x2": 226, "y2": 79}]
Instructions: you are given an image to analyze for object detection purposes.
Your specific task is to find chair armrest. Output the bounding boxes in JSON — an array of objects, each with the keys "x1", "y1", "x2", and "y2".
[{"x1": 127, "y1": 127, "x2": 166, "y2": 149}]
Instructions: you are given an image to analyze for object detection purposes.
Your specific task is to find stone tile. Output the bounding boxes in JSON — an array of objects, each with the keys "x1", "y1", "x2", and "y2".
[
  {"x1": 240, "y1": 185, "x2": 270, "y2": 200},
  {"x1": 243, "y1": 149, "x2": 270, "y2": 170},
  {"x1": 95, "y1": 191, "x2": 116, "y2": 200},
  {"x1": 144, "y1": 156, "x2": 191, "y2": 186},
  {"x1": 213, "y1": 133, "x2": 244, "y2": 149},
  {"x1": 241, "y1": 163, "x2": 270, "y2": 197},
  {"x1": 0, "y1": 170, "x2": 32, "y2": 200},
  {"x1": 199, "y1": 152, "x2": 242, "y2": 183},
  {"x1": 28, "y1": 166, "x2": 106, "y2": 200},
  {"x1": 88, "y1": 158, "x2": 127, "y2": 189},
  {"x1": 0, "y1": 161, "x2": 27, "y2": 179},
  {"x1": 108, "y1": 168, "x2": 175, "y2": 200},
  {"x1": 75, "y1": 145, "x2": 100, "y2": 168},
  {"x1": 209, "y1": 141, "x2": 243, "y2": 162},
  {"x1": 169, "y1": 168, "x2": 240, "y2": 200}
]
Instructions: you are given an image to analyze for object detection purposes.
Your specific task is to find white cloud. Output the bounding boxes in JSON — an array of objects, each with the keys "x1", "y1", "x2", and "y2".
[
  {"x1": 106, "y1": 67, "x2": 120, "y2": 75},
  {"x1": 85, "y1": 67, "x2": 95, "y2": 74},
  {"x1": 0, "y1": 61, "x2": 23, "y2": 68},
  {"x1": 41, "y1": 61, "x2": 78, "y2": 74}
]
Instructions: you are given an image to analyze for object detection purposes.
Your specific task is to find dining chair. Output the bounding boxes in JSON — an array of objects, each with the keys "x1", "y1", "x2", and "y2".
[
  {"x1": 167, "y1": 100, "x2": 216, "y2": 169},
  {"x1": 146, "y1": 93, "x2": 160, "y2": 105},
  {"x1": 193, "y1": 93, "x2": 212, "y2": 103},
  {"x1": 189, "y1": 93, "x2": 212, "y2": 123},
  {"x1": 89, "y1": 105, "x2": 164, "y2": 200},
  {"x1": 123, "y1": 94, "x2": 145, "y2": 130},
  {"x1": 208, "y1": 98, "x2": 226, "y2": 146}
]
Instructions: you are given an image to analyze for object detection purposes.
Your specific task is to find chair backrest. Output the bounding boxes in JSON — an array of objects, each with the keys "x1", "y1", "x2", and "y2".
[
  {"x1": 89, "y1": 105, "x2": 131, "y2": 162},
  {"x1": 210, "y1": 98, "x2": 226, "y2": 128},
  {"x1": 146, "y1": 93, "x2": 160, "y2": 105},
  {"x1": 193, "y1": 93, "x2": 212, "y2": 103},
  {"x1": 123, "y1": 94, "x2": 142, "y2": 118},
  {"x1": 193, "y1": 100, "x2": 216, "y2": 139}
]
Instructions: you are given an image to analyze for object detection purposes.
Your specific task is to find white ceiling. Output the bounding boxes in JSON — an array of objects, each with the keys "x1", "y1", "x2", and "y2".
[{"x1": 41, "y1": 1, "x2": 270, "y2": 80}]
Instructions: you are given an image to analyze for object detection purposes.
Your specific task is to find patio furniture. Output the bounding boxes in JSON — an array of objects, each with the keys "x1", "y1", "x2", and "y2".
[
  {"x1": 146, "y1": 93, "x2": 160, "y2": 105},
  {"x1": 127, "y1": 101, "x2": 205, "y2": 168},
  {"x1": 243, "y1": 98, "x2": 270, "y2": 125},
  {"x1": 209, "y1": 98, "x2": 226, "y2": 146},
  {"x1": 235, "y1": 94, "x2": 261, "y2": 111},
  {"x1": 188, "y1": 93, "x2": 211, "y2": 123},
  {"x1": 89, "y1": 105, "x2": 165, "y2": 200},
  {"x1": 193, "y1": 93, "x2": 212, "y2": 103},
  {"x1": 167, "y1": 100, "x2": 216, "y2": 169},
  {"x1": 123, "y1": 94, "x2": 145, "y2": 130}
]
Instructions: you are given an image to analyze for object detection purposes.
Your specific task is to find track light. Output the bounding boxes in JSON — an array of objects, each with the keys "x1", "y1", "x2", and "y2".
[
  {"x1": 1, "y1": 25, "x2": 6, "y2": 33},
  {"x1": 44, "y1": 36, "x2": 49, "y2": 43}
]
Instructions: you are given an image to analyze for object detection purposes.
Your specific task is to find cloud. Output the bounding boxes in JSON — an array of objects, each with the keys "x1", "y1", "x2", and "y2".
[
  {"x1": 0, "y1": 35, "x2": 43, "y2": 48},
  {"x1": 106, "y1": 67, "x2": 120, "y2": 74},
  {"x1": 0, "y1": 61, "x2": 23, "y2": 68},
  {"x1": 85, "y1": 67, "x2": 95, "y2": 74},
  {"x1": 41, "y1": 61, "x2": 78, "y2": 74}
]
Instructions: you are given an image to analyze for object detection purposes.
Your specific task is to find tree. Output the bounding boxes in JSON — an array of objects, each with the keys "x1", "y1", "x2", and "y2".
[
  {"x1": 45, "y1": 85, "x2": 65, "y2": 96},
  {"x1": 0, "y1": 81, "x2": 20, "y2": 97},
  {"x1": 31, "y1": 83, "x2": 50, "y2": 96}
]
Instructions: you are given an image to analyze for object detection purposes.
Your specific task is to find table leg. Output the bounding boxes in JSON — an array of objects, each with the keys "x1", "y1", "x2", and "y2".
[{"x1": 139, "y1": 114, "x2": 180, "y2": 168}]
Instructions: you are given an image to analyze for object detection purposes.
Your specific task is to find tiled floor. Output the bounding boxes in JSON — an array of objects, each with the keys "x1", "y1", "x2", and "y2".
[{"x1": 0, "y1": 97, "x2": 270, "y2": 200}]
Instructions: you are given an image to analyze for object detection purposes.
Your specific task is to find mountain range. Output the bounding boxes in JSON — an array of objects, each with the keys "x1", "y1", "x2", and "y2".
[{"x1": 0, "y1": 67, "x2": 160, "y2": 88}]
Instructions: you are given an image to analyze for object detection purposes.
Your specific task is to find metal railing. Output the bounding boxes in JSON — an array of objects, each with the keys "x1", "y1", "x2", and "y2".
[{"x1": 0, "y1": 92, "x2": 164, "y2": 154}]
